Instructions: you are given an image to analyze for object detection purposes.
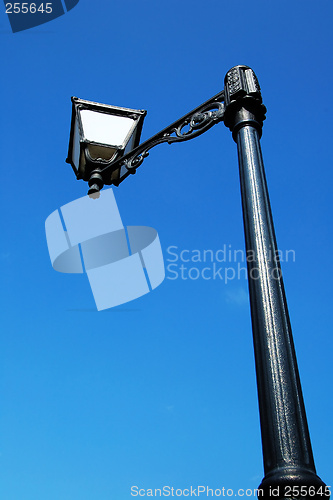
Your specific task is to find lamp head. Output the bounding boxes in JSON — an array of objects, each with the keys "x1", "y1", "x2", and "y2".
[{"x1": 66, "y1": 97, "x2": 146, "y2": 189}]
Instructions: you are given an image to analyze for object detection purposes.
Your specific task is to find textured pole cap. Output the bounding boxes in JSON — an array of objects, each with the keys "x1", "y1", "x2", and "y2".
[
  {"x1": 224, "y1": 65, "x2": 267, "y2": 139},
  {"x1": 224, "y1": 65, "x2": 262, "y2": 105}
]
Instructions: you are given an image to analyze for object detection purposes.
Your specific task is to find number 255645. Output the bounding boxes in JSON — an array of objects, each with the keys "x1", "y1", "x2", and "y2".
[{"x1": 6, "y1": 3, "x2": 53, "y2": 14}]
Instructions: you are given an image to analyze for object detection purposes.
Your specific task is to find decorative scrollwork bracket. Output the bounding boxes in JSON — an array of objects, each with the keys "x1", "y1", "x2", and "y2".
[{"x1": 87, "y1": 90, "x2": 225, "y2": 196}]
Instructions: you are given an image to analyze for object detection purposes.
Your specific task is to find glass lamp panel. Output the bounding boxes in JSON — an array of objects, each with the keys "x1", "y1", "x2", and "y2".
[
  {"x1": 80, "y1": 109, "x2": 135, "y2": 147},
  {"x1": 72, "y1": 117, "x2": 81, "y2": 169},
  {"x1": 124, "y1": 130, "x2": 136, "y2": 155},
  {"x1": 87, "y1": 144, "x2": 117, "y2": 162},
  {"x1": 120, "y1": 164, "x2": 129, "y2": 179}
]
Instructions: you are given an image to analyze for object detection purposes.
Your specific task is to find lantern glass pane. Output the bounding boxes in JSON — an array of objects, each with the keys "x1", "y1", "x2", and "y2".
[
  {"x1": 80, "y1": 109, "x2": 135, "y2": 147},
  {"x1": 124, "y1": 131, "x2": 136, "y2": 155},
  {"x1": 72, "y1": 117, "x2": 81, "y2": 169},
  {"x1": 87, "y1": 144, "x2": 117, "y2": 162},
  {"x1": 120, "y1": 164, "x2": 128, "y2": 179}
]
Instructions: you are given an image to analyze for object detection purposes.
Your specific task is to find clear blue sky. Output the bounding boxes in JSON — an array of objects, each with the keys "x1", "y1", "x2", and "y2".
[{"x1": 1, "y1": 1, "x2": 332, "y2": 499}]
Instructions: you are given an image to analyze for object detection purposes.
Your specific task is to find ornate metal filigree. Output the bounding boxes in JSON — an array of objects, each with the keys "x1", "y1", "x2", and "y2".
[{"x1": 97, "y1": 91, "x2": 225, "y2": 186}]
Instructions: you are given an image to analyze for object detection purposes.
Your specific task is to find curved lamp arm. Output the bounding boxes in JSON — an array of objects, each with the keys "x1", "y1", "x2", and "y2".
[{"x1": 87, "y1": 90, "x2": 225, "y2": 196}]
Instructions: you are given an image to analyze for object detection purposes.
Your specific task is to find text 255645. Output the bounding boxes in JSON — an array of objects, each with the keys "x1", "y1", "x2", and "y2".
[{"x1": 5, "y1": 3, "x2": 53, "y2": 14}]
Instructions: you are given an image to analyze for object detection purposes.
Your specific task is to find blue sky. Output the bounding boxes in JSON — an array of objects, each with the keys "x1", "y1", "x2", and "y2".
[{"x1": 1, "y1": 1, "x2": 332, "y2": 499}]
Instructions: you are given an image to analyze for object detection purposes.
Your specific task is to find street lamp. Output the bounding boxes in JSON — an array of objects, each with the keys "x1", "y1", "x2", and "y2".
[
  {"x1": 66, "y1": 96, "x2": 146, "y2": 195},
  {"x1": 65, "y1": 66, "x2": 329, "y2": 499}
]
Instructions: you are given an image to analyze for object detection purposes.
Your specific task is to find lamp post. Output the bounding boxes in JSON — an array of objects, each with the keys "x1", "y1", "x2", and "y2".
[
  {"x1": 223, "y1": 66, "x2": 328, "y2": 499},
  {"x1": 66, "y1": 66, "x2": 329, "y2": 499}
]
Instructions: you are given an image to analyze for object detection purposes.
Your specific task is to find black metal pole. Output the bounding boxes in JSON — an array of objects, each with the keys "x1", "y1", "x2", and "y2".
[{"x1": 224, "y1": 66, "x2": 328, "y2": 499}]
